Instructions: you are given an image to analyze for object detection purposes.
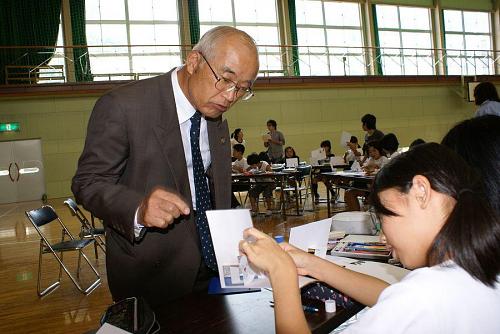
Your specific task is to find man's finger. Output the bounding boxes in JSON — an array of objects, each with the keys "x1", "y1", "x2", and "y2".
[{"x1": 153, "y1": 189, "x2": 190, "y2": 215}]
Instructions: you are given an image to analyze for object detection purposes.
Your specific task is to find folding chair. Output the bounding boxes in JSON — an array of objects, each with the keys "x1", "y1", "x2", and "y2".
[
  {"x1": 283, "y1": 165, "x2": 314, "y2": 215},
  {"x1": 64, "y1": 198, "x2": 106, "y2": 259},
  {"x1": 25, "y1": 205, "x2": 101, "y2": 297}
]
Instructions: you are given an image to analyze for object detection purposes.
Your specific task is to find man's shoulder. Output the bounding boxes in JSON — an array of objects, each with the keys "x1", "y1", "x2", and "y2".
[{"x1": 105, "y1": 71, "x2": 174, "y2": 100}]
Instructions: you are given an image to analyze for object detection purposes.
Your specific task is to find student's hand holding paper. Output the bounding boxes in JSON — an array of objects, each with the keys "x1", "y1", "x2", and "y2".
[
  {"x1": 280, "y1": 243, "x2": 317, "y2": 276},
  {"x1": 239, "y1": 228, "x2": 297, "y2": 279}
]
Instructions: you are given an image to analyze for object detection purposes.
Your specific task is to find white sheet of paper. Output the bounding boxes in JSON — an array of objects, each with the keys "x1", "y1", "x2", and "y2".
[
  {"x1": 289, "y1": 218, "x2": 331, "y2": 258},
  {"x1": 206, "y1": 209, "x2": 254, "y2": 288},
  {"x1": 326, "y1": 255, "x2": 410, "y2": 284},
  {"x1": 286, "y1": 157, "x2": 299, "y2": 167},
  {"x1": 340, "y1": 131, "x2": 352, "y2": 148},
  {"x1": 96, "y1": 323, "x2": 132, "y2": 334},
  {"x1": 330, "y1": 156, "x2": 345, "y2": 167},
  {"x1": 310, "y1": 148, "x2": 326, "y2": 165}
]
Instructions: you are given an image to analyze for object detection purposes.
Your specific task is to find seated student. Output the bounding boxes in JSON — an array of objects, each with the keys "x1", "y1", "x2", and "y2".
[
  {"x1": 283, "y1": 146, "x2": 300, "y2": 166},
  {"x1": 380, "y1": 133, "x2": 400, "y2": 159},
  {"x1": 343, "y1": 136, "x2": 362, "y2": 165},
  {"x1": 231, "y1": 144, "x2": 250, "y2": 207},
  {"x1": 473, "y1": 82, "x2": 500, "y2": 117},
  {"x1": 247, "y1": 153, "x2": 274, "y2": 216},
  {"x1": 240, "y1": 143, "x2": 500, "y2": 334},
  {"x1": 362, "y1": 140, "x2": 388, "y2": 173},
  {"x1": 441, "y1": 115, "x2": 500, "y2": 216},
  {"x1": 232, "y1": 144, "x2": 249, "y2": 173},
  {"x1": 312, "y1": 140, "x2": 335, "y2": 203},
  {"x1": 409, "y1": 138, "x2": 425, "y2": 149},
  {"x1": 344, "y1": 141, "x2": 388, "y2": 211},
  {"x1": 230, "y1": 128, "x2": 246, "y2": 148}
]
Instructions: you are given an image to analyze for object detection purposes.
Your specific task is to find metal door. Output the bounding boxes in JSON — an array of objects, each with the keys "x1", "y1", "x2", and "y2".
[
  {"x1": 14, "y1": 139, "x2": 45, "y2": 202},
  {"x1": 0, "y1": 141, "x2": 16, "y2": 203}
]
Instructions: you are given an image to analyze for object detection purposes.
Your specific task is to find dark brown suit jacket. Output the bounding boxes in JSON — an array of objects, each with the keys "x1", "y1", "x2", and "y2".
[{"x1": 71, "y1": 70, "x2": 231, "y2": 308}]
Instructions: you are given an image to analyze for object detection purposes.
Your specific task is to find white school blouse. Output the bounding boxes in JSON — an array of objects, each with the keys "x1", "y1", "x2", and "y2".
[{"x1": 342, "y1": 262, "x2": 500, "y2": 334}]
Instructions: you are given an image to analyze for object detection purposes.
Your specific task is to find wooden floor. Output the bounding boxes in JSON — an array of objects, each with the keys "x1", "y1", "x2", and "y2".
[{"x1": 0, "y1": 188, "x2": 341, "y2": 333}]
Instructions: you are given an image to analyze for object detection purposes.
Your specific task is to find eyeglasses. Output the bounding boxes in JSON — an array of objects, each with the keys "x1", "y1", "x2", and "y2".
[{"x1": 200, "y1": 53, "x2": 254, "y2": 101}]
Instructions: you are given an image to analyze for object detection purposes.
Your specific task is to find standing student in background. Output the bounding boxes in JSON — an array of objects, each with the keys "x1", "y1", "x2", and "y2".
[
  {"x1": 230, "y1": 128, "x2": 246, "y2": 147},
  {"x1": 473, "y1": 82, "x2": 500, "y2": 117},
  {"x1": 348, "y1": 114, "x2": 384, "y2": 163},
  {"x1": 264, "y1": 119, "x2": 285, "y2": 163},
  {"x1": 380, "y1": 133, "x2": 400, "y2": 159},
  {"x1": 240, "y1": 143, "x2": 500, "y2": 334}
]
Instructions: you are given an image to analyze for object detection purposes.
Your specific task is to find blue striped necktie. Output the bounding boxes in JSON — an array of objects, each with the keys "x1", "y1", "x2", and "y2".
[{"x1": 190, "y1": 111, "x2": 218, "y2": 272}]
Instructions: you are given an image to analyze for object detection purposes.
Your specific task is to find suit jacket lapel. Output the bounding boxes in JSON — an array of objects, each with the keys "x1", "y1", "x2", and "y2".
[{"x1": 153, "y1": 70, "x2": 193, "y2": 209}]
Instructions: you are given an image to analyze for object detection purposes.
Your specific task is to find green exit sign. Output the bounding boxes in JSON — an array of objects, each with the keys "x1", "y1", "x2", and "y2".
[{"x1": 0, "y1": 122, "x2": 20, "y2": 132}]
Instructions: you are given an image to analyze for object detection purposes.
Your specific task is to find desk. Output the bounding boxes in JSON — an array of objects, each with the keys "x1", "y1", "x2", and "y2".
[
  {"x1": 232, "y1": 172, "x2": 298, "y2": 217},
  {"x1": 321, "y1": 171, "x2": 375, "y2": 216},
  {"x1": 155, "y1": 289, "x2": 364, "y2": 334}
]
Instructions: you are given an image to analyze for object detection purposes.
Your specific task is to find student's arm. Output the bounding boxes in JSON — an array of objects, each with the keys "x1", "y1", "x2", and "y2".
[
  {"x1": 240, "y1": 228, "x2": 310, "y2": 334},
  {"x1": 281, "y1": 243, "x2": 389, "y2": 307}
]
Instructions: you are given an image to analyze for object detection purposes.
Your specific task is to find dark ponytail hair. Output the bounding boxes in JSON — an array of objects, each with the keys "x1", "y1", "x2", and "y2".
[
  {"x1": 371, "y1": 143, "x2": 500, "y2": 287},
  {"x1": 231, "y1": 128, "x2": 242, "y2": 140}
]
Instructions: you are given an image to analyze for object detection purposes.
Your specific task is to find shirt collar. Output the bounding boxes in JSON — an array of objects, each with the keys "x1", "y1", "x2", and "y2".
[{"x1": 171, "y1": 66, "x2": 196, "y2": 124}]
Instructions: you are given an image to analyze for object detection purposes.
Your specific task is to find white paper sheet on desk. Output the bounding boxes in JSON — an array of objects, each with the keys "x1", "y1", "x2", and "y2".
[
  {"x1": 289, "y1": 218, "x2": 331, "y2": 258},
  {"x1": 340, "y1": 131, "x2": 352, "y2": 148},
  {"x1": 96, "y1": 323, "x2": 132, "y2": 334},
  {"x1": 326, "y1": 255, "x2": 410, "y2": 284}
]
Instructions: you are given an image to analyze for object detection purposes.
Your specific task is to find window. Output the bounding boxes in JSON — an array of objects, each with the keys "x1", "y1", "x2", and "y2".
[
  {"x1": 295, "y1": 0, "x2": 365, "y2": 76},
  {"x1": 443, "y1": 10, "x2": 493, "y2": 75},
  {"x1": 40, "y1": 19, "x2": 66, "y2": 83},
  {"x1": 199, "y1": 0, "x2": 282, "y2": 76},
  {"x1": 375, "y1": 5, "x2": 434, "y2": 75},
  {"x1": 85, "y1": 0, "x2": 181, "y2": 80}
]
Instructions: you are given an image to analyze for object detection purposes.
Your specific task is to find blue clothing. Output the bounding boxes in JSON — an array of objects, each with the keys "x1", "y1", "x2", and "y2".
[{"x1": 476, "y1": 100, "x2": 500, "y2": 117}]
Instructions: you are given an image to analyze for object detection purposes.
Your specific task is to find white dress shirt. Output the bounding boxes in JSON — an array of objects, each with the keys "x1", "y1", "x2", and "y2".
[{"x1": 134, "y1": 67, "x2": 210, "y2": 235}]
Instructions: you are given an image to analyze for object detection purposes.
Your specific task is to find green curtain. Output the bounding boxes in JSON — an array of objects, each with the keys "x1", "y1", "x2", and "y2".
[
  {"x1": 70, "y1": 0, "x2": 93, "y2": 81},
  {"x1": 287, "y1": 0, "x2": 300, "y2": 76},
  {"x1": 188, "y1": 0, "x2": 200, "y2": 47},
  {"x1": 371, "y1": 4, "x2": 383, "y2": 75},
  {"x1": 0, "y1": 0, "x2": 61, "y2": 84}
]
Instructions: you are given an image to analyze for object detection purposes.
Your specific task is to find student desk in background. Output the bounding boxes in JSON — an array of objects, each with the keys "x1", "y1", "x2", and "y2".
[
  {"x1": 155, "y1": 289, "x2": 364, "y2": 334},
  {"x1": 321, "y1": 171, "x2": 375, "y2": 217},
  {"x1": 231, "y1": 171, "x2": 300, "y2": 217}
]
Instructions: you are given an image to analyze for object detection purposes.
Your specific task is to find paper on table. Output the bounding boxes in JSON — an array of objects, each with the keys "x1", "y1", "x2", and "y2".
[
  {"x1": 96, "y1": 323, "x2": 132, "y2": 334},
  {"x1": 289, "y1": 218, "x2": 331, "y2": 258},
  {"x1": 340, "y1": 131, "x2": 352, "y2": 148},
  {"x1": 326, "y1": 255, "x2": 410, "y2": 284},
  {"x1": 310, "y1": 148, "x2": 326, "y2": 165}
]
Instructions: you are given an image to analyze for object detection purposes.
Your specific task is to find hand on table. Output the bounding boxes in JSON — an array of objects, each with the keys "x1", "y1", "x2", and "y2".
[{"x1": 138, "y1": 187, "x2": 190, "y2": 228}]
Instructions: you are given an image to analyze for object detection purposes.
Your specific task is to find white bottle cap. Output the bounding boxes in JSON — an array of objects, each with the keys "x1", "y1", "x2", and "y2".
[{"x1": 325, "y1": 299, "x2": 336, "y2": 313}]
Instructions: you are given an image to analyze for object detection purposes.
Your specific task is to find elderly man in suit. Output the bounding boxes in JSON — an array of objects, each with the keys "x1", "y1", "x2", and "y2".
[{"x1": 72, "y1": 26, "x2": 259, "y2": 310}]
